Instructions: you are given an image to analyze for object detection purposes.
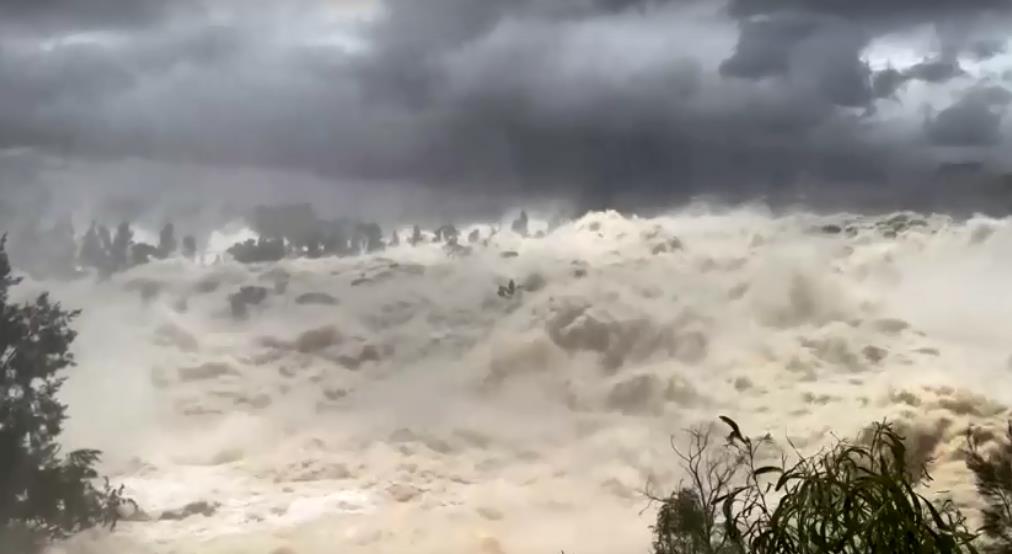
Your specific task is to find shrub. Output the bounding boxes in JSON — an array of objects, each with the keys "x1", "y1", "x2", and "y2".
[
  {"x1": 0, "y1": 236, "x2": 125, "y2": 552},
  {"x1": 652, "y1": 425, "x2": 743, "y2": 554},
  {"x1": 227, "y1": 237, "x2": 286, "y2": 264},
  {"x1": 653, "y1": 417, "x2": 978, "y2": 554},
  {"x1": 966, "y1": 424, "x2": 1012, "y2": 553}
]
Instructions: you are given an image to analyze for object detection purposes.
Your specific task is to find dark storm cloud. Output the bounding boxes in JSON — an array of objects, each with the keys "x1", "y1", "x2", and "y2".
[
  {"x1": 341, "y1": 0, "x2": 914, "y2": 206},
  {"x1": 926, "y1": 85, "x2": 1012, "y2": 146},
  {"x1": 719, "y1": 0, "x2": 1012, "y2": 106},
  {"x1": 0, "y1": 0, "x2": 1011, "y2": 214},
  {"x1": 726, "y1": 0, "x2": 1012, "y2": 21},
  {"x1": 0, "y1": 23, "x2": 254, "y2": 154},
  {"x1": 872, "y1": 68, "x2": 908, "y2": 99},
  {"x1": 719, "y1": 15, "x2": 819, "y2": 79},
  {"x1": 0, "y1": 0, "x2": 195, "y2": 33},
  {"x1": 905, "y1": 59, "x2": 965, "y2": 83},
  {"x1": 970, "y1": 38, "x2": 1008, "y2": 59}
]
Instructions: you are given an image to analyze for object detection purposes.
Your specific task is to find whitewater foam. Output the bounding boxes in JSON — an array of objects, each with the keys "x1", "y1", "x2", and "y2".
[{"x1": 30, "y1": 207, "x2": 1012, "y2": 553}]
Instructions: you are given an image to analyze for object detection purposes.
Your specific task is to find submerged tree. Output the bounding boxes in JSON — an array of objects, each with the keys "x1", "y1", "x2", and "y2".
[
  {"x1": 227, "y1": 237, "x2": 285, "y2": 264},
  {"x1": 130, "y1": 243, "x2": 159, "y2": 266},
  {"x1": 434, "y1": 224, "x2": 459, "y2": 244},
  {"x1": 78, "y1": 224, "x2": 105, "y2": 272},
  {"x1": 110, "y1": 223, "x2": 133, "y2": 272},
  {"x1": 97, "y1": 226, "x2": 113, "y2": 257},
  {"x1": 511, "y1": 210, "x2": 529, "y2": 237},
  {"x1": 157, "y1": 223, "x2": 177, "y2": 259},
  {"x1": 354, "y1": 223, "x2": 384, "y2": 253},
  {"x1": 181, "y1": 235, "x2": 197, "y2": 260},
  {"x1": 320, "y1": 226, "x2": 350, "y2": 257},
  {"x1": 303, "y1": 232, "x2": 324, "y2": 259},
  {"x1": 0, "y1": 236, "x2": 124, "y2": 552}
]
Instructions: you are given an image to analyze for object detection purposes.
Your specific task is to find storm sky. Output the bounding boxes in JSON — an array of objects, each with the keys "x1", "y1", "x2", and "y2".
[{"x1": 2, "y1": 0, "x2": 1012, "y2": 219}]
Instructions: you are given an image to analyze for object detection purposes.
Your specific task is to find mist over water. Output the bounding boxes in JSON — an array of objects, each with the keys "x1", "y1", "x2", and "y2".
[{"x1": 22, "y1": 206, "x2": 1012, "y2": 554}]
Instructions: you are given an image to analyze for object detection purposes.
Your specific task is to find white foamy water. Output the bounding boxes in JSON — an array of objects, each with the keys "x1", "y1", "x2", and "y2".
[{"x1": 25, "y1": 207, "x2": 1012, "y2": 554}]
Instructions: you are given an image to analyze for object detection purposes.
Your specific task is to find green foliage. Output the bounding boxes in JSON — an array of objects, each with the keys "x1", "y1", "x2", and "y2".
[
  {"x1": 0, "y1": 236, "x2": 124, "y2": 552},
  {"x1": 654, "y1": 488, "x2": 714, "y2": 554},
  {"x1": 654, "y1": 417, "x2": 978, "y2": 554},
  {"x1": 966, "y1": 424, "x2": 1012, "y2": 553},
  {"x1": 652, "y1": 425, "x2": 743, "y2": 554}
]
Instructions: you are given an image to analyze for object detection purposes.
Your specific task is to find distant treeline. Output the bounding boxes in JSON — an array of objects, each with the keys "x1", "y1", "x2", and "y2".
[
  {"x1": 225, "y1": 204, "x2": 545, "y2": 264},
  {"x1": 5, "y1": 219, "x2": 196, "y2": 280},
  {"x1": 3, "y1": 204, "x2": 558, "y2": 278}
]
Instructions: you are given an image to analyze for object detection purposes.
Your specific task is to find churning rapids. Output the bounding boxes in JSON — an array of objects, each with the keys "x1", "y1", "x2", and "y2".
[{"x1": 22, "y1": 207, "x2": 1012, "y2": 554}]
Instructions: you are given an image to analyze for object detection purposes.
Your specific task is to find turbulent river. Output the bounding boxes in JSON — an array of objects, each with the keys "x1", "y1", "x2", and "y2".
[{"x1": 26, "y1": 207, "x2": 1012, "y2": 554}]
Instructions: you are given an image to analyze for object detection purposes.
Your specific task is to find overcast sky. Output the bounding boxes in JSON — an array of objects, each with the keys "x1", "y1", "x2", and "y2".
[{"x1": 1, "y1": 0, "x2": 1011, "y2": 222}]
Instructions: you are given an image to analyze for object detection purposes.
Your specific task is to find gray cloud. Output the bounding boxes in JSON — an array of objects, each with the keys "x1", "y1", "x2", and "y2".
[
  {"x1": 905, "y1": 58, "x2": 965, "y2": 82},
  {"x1": 970, "y1": 37, "x2": 1008, "y2": 59},
  {"x1": 0, "y1": 0, "x2": 195, "y2": 34},
  {"x1": 726, "y1": 0, "x2": 1012, "y2": 21},
  {"x1": 926, "y1": 85, "x2": 1012, "y2": 145},
  {"x1": 0, "y1": 0, "x2": 1011, "y2": 216},
  {"x1": 872, "y1": 68, "x2": 908, "y2": 99},
  {"x1": 720, "y1": 15, "x2": 819, "y2": 79}
]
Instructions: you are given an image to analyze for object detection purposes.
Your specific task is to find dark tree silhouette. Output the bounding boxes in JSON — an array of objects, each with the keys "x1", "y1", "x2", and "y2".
[
  {"x1": 97, "y1": 226, "x2": 112, "y2": 256},
  {"x1": 130, "y1": 243, "x2": 159, "y2": 266},
  {"x1": 157, "y1": 223, "x2": 177, "y2": 259},
  {"x1": 390, "y1": 230, "x2": 400, "y2": 247},
  {"x1": 78, "y1": 224, "x2": 105, "y2": 271},
  {"x1": 434, "y1": 224, "x2": 459, "y2": 244},
  {"x1": 304, "y1": 232, "x2": 323, "y2": 259},
  {"x1": 0, "y1": 237, "x2": 123, "y2": 552},
  {"x1": 410, "y1": 225, "x2": 423, "y2": 246},
  {"x1": 227, "y1": 238, "x2": 285, "y2": 264},
  {"x1": 321, "y1": 228, "x2": 349, "y2": 257},
  {"x1": 511, "y1": 210, "x2": 529, "y2": 237},
  {"x1": 354, "y1": 223, "x2": 384, "y2": 253},
  {"x1": 110, "y1": 223, "x2": 132, "y2": 272},
  {"x1": 181, "y1": 236, "x2": 197, "y2": 260}
]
